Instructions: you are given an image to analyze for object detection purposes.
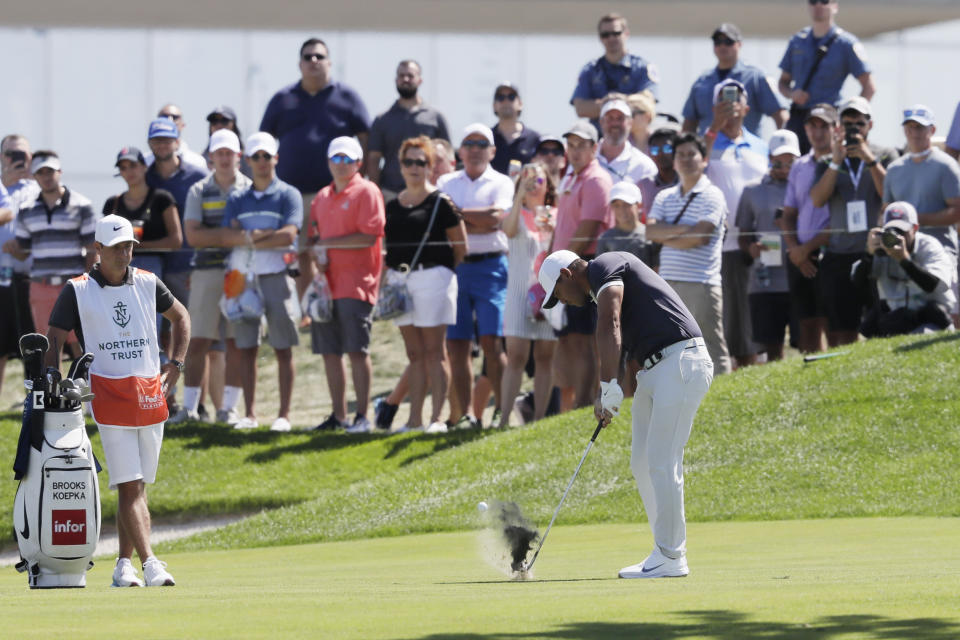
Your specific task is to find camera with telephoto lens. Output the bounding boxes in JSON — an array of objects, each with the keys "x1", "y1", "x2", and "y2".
[{"x1": 881, "y1": 228, "x2": 903, "y2": 250}]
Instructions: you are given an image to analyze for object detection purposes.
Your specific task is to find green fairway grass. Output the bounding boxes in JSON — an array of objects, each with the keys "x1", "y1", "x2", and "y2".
[{"x1": 1, "y1": 519, "x2": 957, "y2": 639}]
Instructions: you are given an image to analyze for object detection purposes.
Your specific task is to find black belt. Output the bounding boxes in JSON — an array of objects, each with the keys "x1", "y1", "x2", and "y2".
[
  {"x1": 641, "y1": 338, "x2": 705, "y2": 371},
  {"x1": 463, "y1": 252, "x2": 505, "y2": 263}
]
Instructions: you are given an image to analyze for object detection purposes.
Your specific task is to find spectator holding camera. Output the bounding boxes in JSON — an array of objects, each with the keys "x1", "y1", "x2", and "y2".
[
  {"x1": 809, "y1": 97, "x2": 898, "y2": 345},
  {"x1": 853, "y1": 202, "x2": 955, "y2": 336}
]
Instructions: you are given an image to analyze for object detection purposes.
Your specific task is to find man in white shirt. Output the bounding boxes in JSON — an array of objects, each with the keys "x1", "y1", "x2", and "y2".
[
  {"x1": 597, "y1": 99, "x2": 657, "y2": 184},
  {"x1": 437, "y1": 124, "x2": 514, "y2": 428}
]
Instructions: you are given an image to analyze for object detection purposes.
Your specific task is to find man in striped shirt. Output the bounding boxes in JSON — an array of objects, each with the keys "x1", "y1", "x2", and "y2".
[
  {"x1": 647, "y1": 133, "x2": 732, "y2": 374},
  {"x1": 10, "y1": 151, "x2": 97, "y2": 355}
]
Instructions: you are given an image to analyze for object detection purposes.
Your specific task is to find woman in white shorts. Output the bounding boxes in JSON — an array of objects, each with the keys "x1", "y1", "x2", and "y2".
[
  {"x1": 497, "y1": 163, "x2": 557, "y2": 428},
  {"x1": 382, "y1": 136, "x2": 468, "y2": 433}
]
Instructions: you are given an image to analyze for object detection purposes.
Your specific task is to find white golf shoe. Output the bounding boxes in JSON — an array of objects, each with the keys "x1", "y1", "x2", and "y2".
[
  {"x1": 111, "y1": 557, "x2": 144, "y2": 587},
  {"x1": 143, "y1": 556, "x2": 176, "y2": 586},
  {"x1": 424, "y1": 421, "x2": 448, "y2": 434},
  {"x1": 270, "y1": 417, "x2": 292, "y2": 432},
  {"x1": 618, "y1": 548, "x2": 688, "y2": 579},
  {"x1": 234, "y1": 416, "x2": 259, "y2": 430}
]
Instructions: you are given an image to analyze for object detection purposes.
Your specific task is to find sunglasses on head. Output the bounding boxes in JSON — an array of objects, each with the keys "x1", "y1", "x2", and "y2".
[
  {"x1": 537, "y1": 147, "x2": 564, "y2": 156},
  {"x1": 462, "y1": 139, "x2": 491, "y2": 149},
  {"x1": 495, "y1": 93, "x2": 518, "y2": 102},
  {"x1": 599, "y1": 30, "x2": 623, "y2": 39},
  {"x1": 713, "y1": 37, "x2": 736, "y2": 47},
  {"x1": 250, "y1": 152, "x2": 273, "y2": 162},
  {"x1": 649, "y1": 144, "x2": 674, "y2": 156},
  {"x1": 401, "y1": 158, "x2": 428, "y2": 168},
  {"x1": 302, "y1": 53, "x2": 327, "y2": 62}
]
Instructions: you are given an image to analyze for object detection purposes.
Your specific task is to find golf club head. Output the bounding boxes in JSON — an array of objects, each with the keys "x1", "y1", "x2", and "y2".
[
  {"x1": 19, "y1": 333, "x2": 49, "y2": 383},
  {"x1": 67, "y1": 353, "x2": 95, "y2": 382}
]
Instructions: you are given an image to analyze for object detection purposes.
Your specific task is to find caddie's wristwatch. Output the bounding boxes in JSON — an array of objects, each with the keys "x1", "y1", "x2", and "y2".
[{"x1": 170, "y1": 359, "x2": 185, "y2": 373}]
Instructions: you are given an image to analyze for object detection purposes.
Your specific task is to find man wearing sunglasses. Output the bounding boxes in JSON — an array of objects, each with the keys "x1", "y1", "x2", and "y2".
[
  {"x1": 572, "y1": 13, "x2": 659, "y2": 123},
  {"x1": 638, "y1": 126, "x2": 680, "y2": 228},
  {"x1": 777, "y1": 0, "x2": 874, "y2": 154},
  {"x1": 810, "y1": 96, "x2": 899, "y2": 346},
  {"x1": 682, "y1": 23, "x2": 787, "y2": 137},
  {"x1": 260, "y1": 37, "x2": 371, "y2": 301},
  {"x1": 490, "y1": 82, "x2": 540, "y2": 177},
  {"x1": 220, "y1": 132, "x2": 303, "y2": 433}
]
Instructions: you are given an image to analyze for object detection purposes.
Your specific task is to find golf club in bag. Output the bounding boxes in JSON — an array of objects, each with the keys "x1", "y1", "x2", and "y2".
[
  {"x1": 12, "y1": 333, "x2": 101, "y2": 588},
  {"x1": 522, "y1": 419, "x2": 603, "y2": 573}
]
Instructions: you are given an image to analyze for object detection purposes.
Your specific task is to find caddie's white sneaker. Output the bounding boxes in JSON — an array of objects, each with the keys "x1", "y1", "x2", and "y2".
[
  {"x1": 270, "y1": 417, "x2": 292, "y2": 432},
  {"x1": 424, "y1": 421, "x2": 448, "y2": 434},
  {"x1": 167, "y1": 408, "x2": 200, "y2": 424},
  {"x1": 143, "y1": 556, "x2": 176, "y2": 586},
  {"x1": 234, "y1": 416, "x2": 259, "y2": 430},
  {"x1": 111, "y1": 557, "x2": 144, "y2": 587},
  {"x1": 618, "y1": 548, "x2": 688, "y2": 579}
]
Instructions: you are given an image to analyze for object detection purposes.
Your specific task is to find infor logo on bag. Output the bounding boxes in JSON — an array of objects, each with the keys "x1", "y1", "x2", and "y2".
[{"x1": 51, "y1": 509, "x2": 87, "y2": 545}]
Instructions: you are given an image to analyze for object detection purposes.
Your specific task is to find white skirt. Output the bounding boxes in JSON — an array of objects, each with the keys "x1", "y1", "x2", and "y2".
[{"x1": 394, "y1": 265, "x2": 458, "y2": 328}]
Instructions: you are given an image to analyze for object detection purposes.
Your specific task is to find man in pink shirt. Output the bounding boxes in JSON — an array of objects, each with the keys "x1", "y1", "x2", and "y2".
[
  {"x1": 308, "y1": 136, "x2": 385, "y2": 433},
  {"x1": 551, "y1": 119, "x2": 613, "y2": 409}
]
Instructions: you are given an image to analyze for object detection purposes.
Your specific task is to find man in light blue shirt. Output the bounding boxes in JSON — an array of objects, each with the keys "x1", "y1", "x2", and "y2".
[{"x1": 683, "y1": 24, "x2": 786, "y2": 136}]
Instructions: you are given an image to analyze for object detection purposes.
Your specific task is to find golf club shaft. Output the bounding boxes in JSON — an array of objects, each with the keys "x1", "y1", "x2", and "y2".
[{"x1": 525, "y1": 420, "x2": 603, "y2": 572}]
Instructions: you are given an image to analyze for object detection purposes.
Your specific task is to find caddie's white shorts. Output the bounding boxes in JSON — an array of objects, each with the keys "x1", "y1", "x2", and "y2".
[
  {"x1": 97, "y1": 423, "x2": 164, "y2": 490},
  {"x1": 393, "y1": 265, "x2": 458, "y2": 328}
]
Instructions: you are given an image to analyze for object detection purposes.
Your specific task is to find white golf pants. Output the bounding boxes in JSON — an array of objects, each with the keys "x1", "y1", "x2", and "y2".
[{"x1": 630, "y1": 338, "x2": 713, "y2": 559}]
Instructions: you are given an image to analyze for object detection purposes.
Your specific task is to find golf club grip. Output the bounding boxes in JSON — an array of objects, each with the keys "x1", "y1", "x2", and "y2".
[{"x1": 590, "y1": 420, "x2": 603, "y2": 441}]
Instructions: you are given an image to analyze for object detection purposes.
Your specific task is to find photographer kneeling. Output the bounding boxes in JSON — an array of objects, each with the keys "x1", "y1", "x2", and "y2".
[{"x1": 853, "y1": 202, "x2": 955, "y2": 337}]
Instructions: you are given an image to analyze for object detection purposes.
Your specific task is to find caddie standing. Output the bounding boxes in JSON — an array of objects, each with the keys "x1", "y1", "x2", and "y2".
[
  {"x1": 45, "y1": 214, "x2": 190, "y2": 587},
  {"x1": 539, "y1": 249, "x2": 713, "y2": 578}
]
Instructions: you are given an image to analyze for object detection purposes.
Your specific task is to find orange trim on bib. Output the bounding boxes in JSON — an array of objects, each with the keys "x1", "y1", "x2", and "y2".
[{"x1": 90, "y1": 374, "x2": 169, "y2": 427}]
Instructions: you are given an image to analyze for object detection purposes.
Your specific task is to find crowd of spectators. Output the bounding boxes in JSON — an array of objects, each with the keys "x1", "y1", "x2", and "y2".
[{"x1": 3, "y1": 2, "x2": 960, "y2": 432}]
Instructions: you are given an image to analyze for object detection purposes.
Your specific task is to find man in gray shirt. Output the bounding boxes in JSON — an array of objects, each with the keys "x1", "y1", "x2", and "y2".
[
  {"x1": 811, "y1": 96, "x2": 899, "y2": 345},
  {"x1": 366, "y1": 60, "x2": 450, "y2": 200},
  {"x1": 882, "y1": 104, "x2": 960, "y2": 316}
]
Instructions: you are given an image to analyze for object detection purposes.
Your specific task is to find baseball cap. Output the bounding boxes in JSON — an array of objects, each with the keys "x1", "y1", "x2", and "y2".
[
  {"x1": 207, "y1": 105, "x2": 238, "y2": 122},
  {"x1": 712, "y1": 78, "x2": 748, "y2": 105},
  {"x1": 494, "y1": 82, "x2": 520, "y2": 97},
  {"x1": 327, "y1": 136, "x2": 363, "y2": 161},
  {"x1": 768, "y1": 129, "x2": 801, "y2": 157},
  {"x1": 114, "y1": 146, "x2": 146, "y2": 167},
  {"x1": 902, "y1": 104, "x2": 935, "y2": 127},
  {"x1": 535, "y1": 134, "x2": 565, "y2": 152},
  {"x1": 96, "y1": 214, "x2": 139, "y2": 247},
  {"x1": 600, "y1": 99, "x2": 632, "y2": 120},
  {"x1": 538, "y1": 250, "x2": 580, "y2": 310},
  {"x1": 563, "y1": 119, "x2": 598, "y2": 143},
  {"x1": 30, "y1": 154, "x2": 61, "y2": 174},
  {"x1": 148, "y1": 117, "x2": 180, "y2": 140},
  {"x1": 209, "y1": 129, "x2": 241, "y2": 154},
  {"x1": 806, "y1": 103, "x2": 838, "y2": 126},
  {"x1": 712, "y1": 23, "x2": 742, "y2": 42},
  {"x1": 882, "y1": 201, "x2": 919, "y2": 232},
  {"x1": 609, "y1": 182, "x2": 642, "y2": 205},
  {"x1": 839, "y1": 96, "x2": 872, "y2": 118},
  {"x1": 245, "y1": 132, "x2": 278, "y2": 157},
  {"x1": 461, "y1": 123, "x2": 495, "y2": 146}
]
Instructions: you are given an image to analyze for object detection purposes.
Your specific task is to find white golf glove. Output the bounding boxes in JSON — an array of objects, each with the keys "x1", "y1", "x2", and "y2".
[{"x1": 599, "y1": 378, "x2": 624, "y2": 417}]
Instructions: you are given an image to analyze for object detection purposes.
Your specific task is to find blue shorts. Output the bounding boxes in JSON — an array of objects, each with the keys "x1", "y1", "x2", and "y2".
[{"x1": 447, "y1": 255, "x2": 508, "y2": 340}]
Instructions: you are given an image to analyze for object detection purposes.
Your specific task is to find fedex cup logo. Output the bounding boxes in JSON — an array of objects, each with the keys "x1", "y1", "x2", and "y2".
[{"x1": 52, "y1": 509, "x2": 87, "y2": 545}]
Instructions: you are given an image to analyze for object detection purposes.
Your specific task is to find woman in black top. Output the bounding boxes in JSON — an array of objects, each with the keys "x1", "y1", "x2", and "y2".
[
  {"x1": 103, "y1": 146, "x2": 182, "y2": 277},
  {"x1": 379, "y1": 136, "x2": 466, "y2": 433}
]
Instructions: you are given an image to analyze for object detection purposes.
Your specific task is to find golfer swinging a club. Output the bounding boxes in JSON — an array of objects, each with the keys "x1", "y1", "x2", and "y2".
[
  {"x1": 45, "y1": 214, "x2": 190, "y2": 587},
  {"x1": 538, "y1": 249, "x2": 713, "y2": 578}
]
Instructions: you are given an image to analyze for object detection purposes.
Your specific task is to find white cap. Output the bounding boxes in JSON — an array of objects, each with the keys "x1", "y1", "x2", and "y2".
[
  {"x1": 608, "y1": 182, "x2": 642, "y2": 205},
  {"x1": 209, "y1": 129, "x2": 241, "y2": 154},
  {"x1": 327, "y1": 136, "x2": 363, "y2": 161},
  {"x1": 30, "y1": 155, "x2": 61, "y2": 174},
  {"x1": 768, "y1": 129, "x2": 801, "y2": 157},
  {"x1": 600, "y1": 99, "x2": 632, "y2": 119},
  {"x1": 902, "y1": 104, "x2": 935, "y2": 127},
  {"x1": 245, "y1": 132, "x2": 278, "y2": 157},
  {"x1": 460, "y1": 123, "x2": 495, "y2": 146},
  {"x1": 96, "y1": 214, "x2": 139, "y2": 247},
  {"x1": 883, "y1": 201, "x2": 919, "y2": 232},
  {"x1": 538, "y1": 250, "x2": 580, "y2": 310},
  {"x1": 839, "y1": 96, "x2": 872, "y2": 118}
]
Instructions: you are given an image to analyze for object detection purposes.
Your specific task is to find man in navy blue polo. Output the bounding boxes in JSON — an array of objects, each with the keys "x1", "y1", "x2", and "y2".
[
  {"x1": 777, "y1": 0, "x2": 874, "y2": 154},
  {"x1": 490, "y1": 82, "x2": 540, "y2": 177},
  {"x1": 571, "y1": 13, "x2": 659, "y2": 123},
  {"x1": 682, "y1": 23, "x2": 787, "y2": 137}
]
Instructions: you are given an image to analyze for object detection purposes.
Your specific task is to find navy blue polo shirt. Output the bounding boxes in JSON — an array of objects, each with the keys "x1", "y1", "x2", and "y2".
[
  {"x1": 491, "y1": 123, "x2": 541, "y2": 175},
  {"x1": 778, "y1": 26, "x2": 870, "y2": 106},
  {"x1": 259, "y1": 80, "x2": 371, "y2": 193},
  {"x1": 587, "y1": 251, "x2": 701, "y2": 362},
  {"x1": 146, "y1": 161, "x2": 209, "y2": 273},
  {"x1": 682, "y1": 61, "x2": 784, "y2": 136},
  {"x1": 571, "y1": 54, "x2": 660, "y2": 104}
]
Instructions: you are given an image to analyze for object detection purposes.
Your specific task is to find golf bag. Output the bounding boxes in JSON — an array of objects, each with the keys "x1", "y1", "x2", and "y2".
[{"x1": 12, "y1": 334, "x2": 101, "y2": 589}]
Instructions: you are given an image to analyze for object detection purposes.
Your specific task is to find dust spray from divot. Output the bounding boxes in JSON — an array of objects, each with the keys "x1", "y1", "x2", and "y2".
[{"x1": 477, "y1": 500, "x2": 539, "y2": 580}]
